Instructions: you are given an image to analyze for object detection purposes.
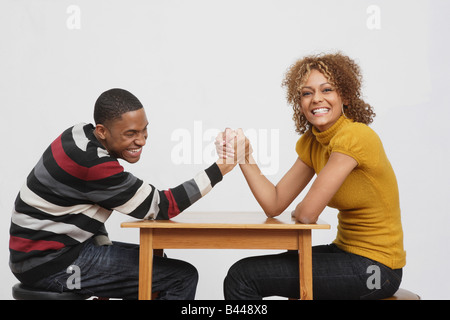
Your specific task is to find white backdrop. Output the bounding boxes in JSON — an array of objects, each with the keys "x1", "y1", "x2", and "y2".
[{"x1": 1, "y1": 0, "x2": 449, "y2": 300}]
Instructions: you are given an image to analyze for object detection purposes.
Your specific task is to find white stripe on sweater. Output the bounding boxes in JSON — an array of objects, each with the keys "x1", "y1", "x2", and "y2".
[
  {"x1": 193, "y1": 170, "x2": 212, "y2": 197},
  {"x1": 20, "y1": 183, "x2": 111, "y2": 223},
  {"x1": 113, "y1": 183, "x2": 153, "y2": 214},
  {"x1": 12, "y1": 211, "x2": 93, "y2": 243},
  {"x1": 72, "y1": 123, "x2": 90, "y2": 152}
]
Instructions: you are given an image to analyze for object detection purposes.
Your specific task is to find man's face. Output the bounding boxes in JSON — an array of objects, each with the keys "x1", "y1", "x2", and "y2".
[{"x1": 96, "y1": 108, "x2": 149, "y2": 163}]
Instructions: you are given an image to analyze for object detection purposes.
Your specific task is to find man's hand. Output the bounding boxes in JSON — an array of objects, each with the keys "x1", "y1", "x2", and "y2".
[
  {"x1": 214, "y1": 128, "x2": 254, "y2": 175},
  {"x1": 215, "y1": 128, "x2": 236, "y2": 162}
]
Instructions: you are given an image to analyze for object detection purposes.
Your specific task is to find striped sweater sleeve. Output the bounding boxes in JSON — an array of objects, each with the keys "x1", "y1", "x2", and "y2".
[{"x1": 100, "y1": 163, "x2": 222, "y2": 220}]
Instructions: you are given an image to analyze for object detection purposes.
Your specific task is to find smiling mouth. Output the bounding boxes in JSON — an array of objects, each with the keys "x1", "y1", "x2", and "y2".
[
  {"x1": 126, "y1": 147, "x2": 142, "y2": 157},
  {"x1": 312, "y1": 107, "x2": 330, "y2": 115}
]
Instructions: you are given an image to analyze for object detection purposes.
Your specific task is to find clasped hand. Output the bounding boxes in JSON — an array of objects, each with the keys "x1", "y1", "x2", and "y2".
[{"x1": 215, "y1": 128, "x2": 254, "y2": 165}]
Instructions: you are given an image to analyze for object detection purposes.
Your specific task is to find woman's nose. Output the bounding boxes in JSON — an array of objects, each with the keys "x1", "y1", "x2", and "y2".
[{"x1": 313, "y1": 91, "x2": 324, "y2": 103}]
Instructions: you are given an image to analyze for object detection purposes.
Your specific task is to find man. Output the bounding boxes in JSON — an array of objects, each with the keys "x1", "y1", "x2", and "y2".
[{"x1": 9, "y1": 88, "x2": 236, "y2": 299}]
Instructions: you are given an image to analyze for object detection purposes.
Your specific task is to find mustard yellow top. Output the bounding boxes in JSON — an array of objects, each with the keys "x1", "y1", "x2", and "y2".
[{"x1": 296, "y1": 116, "x2": 406, "y2": 269}]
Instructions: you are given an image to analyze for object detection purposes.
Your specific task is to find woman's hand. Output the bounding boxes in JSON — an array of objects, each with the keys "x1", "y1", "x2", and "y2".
[{"x1": 215, "y1": 128, "x2": 253, "y2": 164}]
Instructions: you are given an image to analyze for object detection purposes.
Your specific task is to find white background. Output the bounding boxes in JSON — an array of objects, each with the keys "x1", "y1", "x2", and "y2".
[{"x1": 1, "y1": 0, "x2": 449, "y2": 300}]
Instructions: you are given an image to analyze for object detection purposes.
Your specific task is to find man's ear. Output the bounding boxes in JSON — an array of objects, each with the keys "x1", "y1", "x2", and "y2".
[{"x1": 95, "y1": 124, "x2": 108, "y2": 140}]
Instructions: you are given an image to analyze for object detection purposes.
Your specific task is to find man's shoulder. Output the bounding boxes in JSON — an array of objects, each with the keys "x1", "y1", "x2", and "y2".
[{"x1": 60, "y1": 123, "x2": 110, "y2": 161}]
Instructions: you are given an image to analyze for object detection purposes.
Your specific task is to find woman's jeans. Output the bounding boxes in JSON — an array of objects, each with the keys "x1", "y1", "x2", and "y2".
[
  {"x1": 224, "y1": 244, "x2": 402, "y2": 300},
  {"x1": 31, "y1": 239, "x2": 198, "y2": 300}
]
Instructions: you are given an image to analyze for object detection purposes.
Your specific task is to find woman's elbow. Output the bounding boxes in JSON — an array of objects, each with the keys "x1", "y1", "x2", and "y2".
[
  {"x1": 263, "y1": 207, "x2": 283, "y2": 218},
  {"x1": 296, "y1": 215, "x2": 318, "y2": 224},
  {"x1": 293, "y1": 202, "x2": 321, "y2": 224},
  {"x1": 294, "y1": 209, "x2": 319, "y2": 224}
]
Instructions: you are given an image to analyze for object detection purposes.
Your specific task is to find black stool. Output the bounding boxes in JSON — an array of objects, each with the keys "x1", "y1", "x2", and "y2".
[
  {"x1": 382, "y1": 288, "x2": 420, "y2": 300},
  {"x1": 12, "y1": 283, "x2": 90, "y2": 300}
]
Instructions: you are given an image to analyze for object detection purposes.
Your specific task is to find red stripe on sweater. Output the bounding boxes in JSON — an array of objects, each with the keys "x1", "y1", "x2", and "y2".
[
  {"x1": 51, "y1": 135, "x2": 123, "y2": 181},
  {"x1": 9, "y1": 236, "x2": 65, "y2": 253},
  {"x1": 164, "y1": 190, "x2": 180, "y2": 219}
]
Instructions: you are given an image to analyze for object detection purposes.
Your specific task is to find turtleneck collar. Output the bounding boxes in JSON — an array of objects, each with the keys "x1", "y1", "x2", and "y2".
[{"x1": 311, "y1": 115, "x2": 350, "y2": 146}]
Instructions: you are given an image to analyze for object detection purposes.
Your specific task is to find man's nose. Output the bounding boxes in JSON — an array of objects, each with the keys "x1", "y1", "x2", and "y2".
[{"x1": 136, "y1": 132, "x2": 147, "y2": 146}]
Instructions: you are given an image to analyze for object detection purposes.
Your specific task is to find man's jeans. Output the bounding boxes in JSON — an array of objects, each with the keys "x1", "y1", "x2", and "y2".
[
  {"x1": 224, "y1": 244, "x2": 402, "y2": 300},
  {"x1": 31, "y1": 239, "x2": 198, "y2": 299}
]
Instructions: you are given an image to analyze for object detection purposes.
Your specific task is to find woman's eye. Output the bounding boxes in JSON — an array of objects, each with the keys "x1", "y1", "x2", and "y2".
[{"x1": 302, "y1": 92, "x2": 311, "y2": 97}]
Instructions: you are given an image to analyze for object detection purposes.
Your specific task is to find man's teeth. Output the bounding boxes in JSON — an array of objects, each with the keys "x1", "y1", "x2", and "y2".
[
  {"x1": 312, "y1": 108, "x2": 330, "y2": 115},
  {"x1": 128, "y1": 148, "x2": 142, "y2": 153}
]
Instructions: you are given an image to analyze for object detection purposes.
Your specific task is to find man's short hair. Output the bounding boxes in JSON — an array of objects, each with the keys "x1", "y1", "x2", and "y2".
[{"x1": 94, "y1": 88, "x2": 143, "y2": 125}]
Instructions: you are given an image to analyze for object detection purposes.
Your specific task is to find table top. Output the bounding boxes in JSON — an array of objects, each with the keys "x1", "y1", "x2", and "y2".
[{"x1": 121, "y1": 211, "x2": 330, "y2": 230}]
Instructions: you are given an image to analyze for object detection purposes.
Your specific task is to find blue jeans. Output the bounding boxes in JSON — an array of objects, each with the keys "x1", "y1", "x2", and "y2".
[
  {"x1": 31, "y1": 239, "x2": 198, "y2": 300},
  {"x1": 224, "y1": 244, "x2": 402, "y2": 300}
]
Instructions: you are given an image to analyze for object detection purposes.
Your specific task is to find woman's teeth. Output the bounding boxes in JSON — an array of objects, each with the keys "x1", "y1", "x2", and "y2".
[{"x1": 312, "y1": 108, "x2": 330, "y2": 115}]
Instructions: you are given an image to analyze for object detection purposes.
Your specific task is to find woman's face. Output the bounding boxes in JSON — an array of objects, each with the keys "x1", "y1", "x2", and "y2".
[{"x1": 300, "y1": 69, "x2": 344, "y2": 132}]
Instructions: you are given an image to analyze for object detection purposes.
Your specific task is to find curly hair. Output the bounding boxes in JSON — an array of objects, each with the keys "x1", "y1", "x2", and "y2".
[{"x1": 282, "y1": 52, "x2": 375, "y2": 134}]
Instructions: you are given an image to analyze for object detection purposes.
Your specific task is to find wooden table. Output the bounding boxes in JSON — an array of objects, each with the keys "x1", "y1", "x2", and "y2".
[{"x1": 121, "y1": 211, "x2": 330, "y2": 300}]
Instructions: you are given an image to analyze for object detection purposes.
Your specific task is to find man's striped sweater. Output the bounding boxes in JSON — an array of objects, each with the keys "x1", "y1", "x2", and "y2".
[{"x1": 9, "y1": 123, "x2": 223, "y2": 284}]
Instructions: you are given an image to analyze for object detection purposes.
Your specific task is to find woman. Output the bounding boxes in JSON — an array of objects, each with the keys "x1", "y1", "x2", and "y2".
[{"x1": 218, "y1": 52, "x2": 406, "y2": 300}]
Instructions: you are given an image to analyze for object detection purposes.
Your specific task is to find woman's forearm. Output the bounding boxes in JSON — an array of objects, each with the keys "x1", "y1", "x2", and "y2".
[
  {"x1": 239, "y1": 156, "x2": 315, "y2": 218},
  {"x1": 239, "y1": 158, "x2": 281, "y2": 217}
]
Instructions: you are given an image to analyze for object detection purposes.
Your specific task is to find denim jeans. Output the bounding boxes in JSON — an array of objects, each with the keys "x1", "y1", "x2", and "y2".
[
  {"x1": 224, "y1": 244, "x2": 402, "y2": 300},
  {"x1": 31, "y1": 239, "x2": 198, "y2": 300}
]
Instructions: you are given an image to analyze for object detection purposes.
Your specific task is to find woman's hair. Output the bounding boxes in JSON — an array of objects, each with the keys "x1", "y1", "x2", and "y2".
[{"x1": 282, "y1": 52, "x2": 375, "y2": 134}]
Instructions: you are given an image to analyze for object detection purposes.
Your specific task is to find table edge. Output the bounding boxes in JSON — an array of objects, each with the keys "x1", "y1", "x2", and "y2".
[{"x1": 121, "y1": 219, "x2": 330, "y2": 230}]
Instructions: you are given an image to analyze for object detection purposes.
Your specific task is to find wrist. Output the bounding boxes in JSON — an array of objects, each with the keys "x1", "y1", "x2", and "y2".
[
  {"x1": 216, "y1": 160, "x2": 236, "y2": 176},
  {"x1": 239, "y1": 154, "x2": 256, "y2": 166}
]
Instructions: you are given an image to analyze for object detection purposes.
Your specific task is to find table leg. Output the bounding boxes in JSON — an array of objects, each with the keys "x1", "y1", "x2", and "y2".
[
  {"x1": 298, "y1": 229, "x2": 313, "y2": 300},
  {"x1": 139, "y1": 228, "x2": 153, "y2": 300}
]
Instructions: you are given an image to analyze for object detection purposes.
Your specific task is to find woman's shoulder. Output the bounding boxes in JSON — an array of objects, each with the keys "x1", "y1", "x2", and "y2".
[
  {"x1": 295, "y1": 130, "x2": 315, "y2": 167},
  {"x1": 335, "y1": 120, "x2": 380, "y2": 144},
  {"x1": 331, "y1": 120, "x2": 382, "y2": 165},
  {"x1": 295, "y1": 129, "x2": 317, "y2": 154}
]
